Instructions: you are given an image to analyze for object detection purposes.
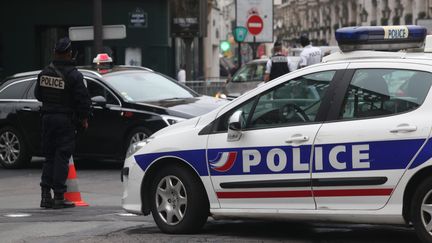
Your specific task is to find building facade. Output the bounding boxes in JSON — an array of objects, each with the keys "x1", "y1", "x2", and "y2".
[
  {"x1": 0, "y1": 0, "x2": 174, "y2": 79},
  {"x1": 275, "y1": 0, "x2": 432, "y2": 46}
]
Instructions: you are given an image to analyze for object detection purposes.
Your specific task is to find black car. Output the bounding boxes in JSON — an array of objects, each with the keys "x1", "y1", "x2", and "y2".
[{"x1": 0, "y1": 66, "x2": 227, "y2": 168}]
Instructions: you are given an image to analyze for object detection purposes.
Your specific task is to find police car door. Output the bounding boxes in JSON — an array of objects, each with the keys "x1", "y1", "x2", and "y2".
[
  {"x1": 206, "y1": 64, "x2": 347, "y2": 210},
  {"x1": 312, "y1": 63, "x2": 432, "y2": 210}
]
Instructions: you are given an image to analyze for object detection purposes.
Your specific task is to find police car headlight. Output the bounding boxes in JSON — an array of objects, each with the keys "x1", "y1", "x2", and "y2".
[
  {"x1": 126, "y1": 138, "x2": 153, "y2": 158},
  {"x1": 161, "y1": 115, "x2": 186, "y2": 126}
]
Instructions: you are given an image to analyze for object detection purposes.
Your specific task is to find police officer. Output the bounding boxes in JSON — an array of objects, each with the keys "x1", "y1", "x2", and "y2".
[
  {"x1": 264, "y1": 41, "x2": 296, "y2": 82},
  {"x1": 35, "y1": 37, "x2": 91, "y2": 209},
  {"x1": 299, "y1": 35, "x2": 322, "y2": 68}
]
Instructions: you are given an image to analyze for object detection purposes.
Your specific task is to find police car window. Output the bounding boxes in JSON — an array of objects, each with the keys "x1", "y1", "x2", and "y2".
[
  {"x1": 340, "y1": 69, "x2": 432, "y2": 119},
  {"x1": 247, "y1": 71, "x2": 335, "y2": 128},
  {"x1": 0, "y1": 80, "x2": 31, "y2": 99},
  {"x1": 85, "y1": 79, "x2": 118, "y2": 105},
  {"x1": 215, "y1": 98, "x2": 256, "y2": 132}
]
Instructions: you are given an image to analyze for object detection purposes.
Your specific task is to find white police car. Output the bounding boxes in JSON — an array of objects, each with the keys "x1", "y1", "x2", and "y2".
[{"x1": 122, "y1": 25, "x2": 432, "y2": 242}]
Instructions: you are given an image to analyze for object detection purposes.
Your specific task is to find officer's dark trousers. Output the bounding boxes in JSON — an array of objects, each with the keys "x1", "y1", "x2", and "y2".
[{"x1": 40, "y1": 114, "x2": 76, "y2": 194}]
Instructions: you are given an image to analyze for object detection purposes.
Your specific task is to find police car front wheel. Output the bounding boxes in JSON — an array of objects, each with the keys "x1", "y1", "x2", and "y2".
[
  {"x1": 150, "y1": 165, "x2": 209, "y2": 233},
  {"x1": 0, "y1": 126, "x2": 30, "y2": 169},
  {"x1": 411, "y1": 176, "x2": 432, "y2": 243}
]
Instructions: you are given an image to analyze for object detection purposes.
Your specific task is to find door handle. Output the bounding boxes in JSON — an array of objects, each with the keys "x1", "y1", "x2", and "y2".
[
  {"x1": 285, "y1": 134, "x2": 309, "y2": 144},
  {"x1": 20, "y1": 107, "x2": 32, "y2": 112},
  {"x1": 390, "y1": 124, "x2": 417, "y2": 133}
]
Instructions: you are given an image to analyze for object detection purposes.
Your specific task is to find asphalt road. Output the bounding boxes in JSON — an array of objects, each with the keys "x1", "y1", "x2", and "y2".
[{"x1": 0, "y1": 158, "x2": 422, "y2": 243}]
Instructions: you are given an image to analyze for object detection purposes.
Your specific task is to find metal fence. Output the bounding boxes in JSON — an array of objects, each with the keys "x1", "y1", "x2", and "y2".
[{"x1": 184, "y1": 78, "x2": 226, "y2": 96}]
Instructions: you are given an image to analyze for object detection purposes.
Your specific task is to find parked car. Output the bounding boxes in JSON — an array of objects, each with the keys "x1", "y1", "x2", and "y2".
[
  {"x1": 219, "y1": 57, "x2": 301, "y2": 100},
  {"x1": 0, "y1": 65, "x2": 226, "y2": 169}
]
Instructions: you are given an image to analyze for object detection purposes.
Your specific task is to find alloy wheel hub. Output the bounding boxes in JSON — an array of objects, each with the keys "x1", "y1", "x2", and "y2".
[{"x1": 421, "y1": 189, "x2": 432, "y2": 235}]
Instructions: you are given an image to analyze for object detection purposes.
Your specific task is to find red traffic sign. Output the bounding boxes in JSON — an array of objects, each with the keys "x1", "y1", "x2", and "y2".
[{"x1": 247, "y1": 15, "x2": 263, "y2": 36}]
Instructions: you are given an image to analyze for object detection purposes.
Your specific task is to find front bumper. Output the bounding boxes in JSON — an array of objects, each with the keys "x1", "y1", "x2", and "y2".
[{"x1": 121, "y1": 156, "x2": 145, "y2": 215}]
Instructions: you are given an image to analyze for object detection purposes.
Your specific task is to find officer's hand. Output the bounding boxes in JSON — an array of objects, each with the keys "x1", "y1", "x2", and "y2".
[{"x1": 82, "y1": 118, "x2": 89, "y2": 129}]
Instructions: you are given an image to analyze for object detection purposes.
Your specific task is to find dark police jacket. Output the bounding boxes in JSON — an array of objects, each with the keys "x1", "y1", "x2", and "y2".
[
  {"x1": 35, "y1": 60, "x2": 91, "y2": 121},
  {"x1": 269, "y1": 53, "x2": 290, "y2": 80}
]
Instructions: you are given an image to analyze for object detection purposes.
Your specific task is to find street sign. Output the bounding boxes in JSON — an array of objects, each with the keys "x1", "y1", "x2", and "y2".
[
  {"x1": 129, "y1": 8, "x2": 147, "y2": 28},
  {"x1": 233, "y1": 26, "x2": 248, "y2": 42},
  {"x1": 235, "y1": 0, "x2": 273, "y2": 43},
  {"x1": 247, "y1": 15, "x2": 263, "y2": 36},
  {"x1": 69, "y1": 25, "x2": 127, "y2": 41}
]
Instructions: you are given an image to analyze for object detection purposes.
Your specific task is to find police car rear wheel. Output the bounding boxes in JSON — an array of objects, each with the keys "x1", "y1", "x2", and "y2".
[
  {"x1": 0, "y1": 126, "x2": 30, "y2": 169},
  {"x1": 412, "y1": 177, "x2": 432, "y2": 243},
  {"x1": 150, "y1": 165, "x2": 208, "y2": 233}
]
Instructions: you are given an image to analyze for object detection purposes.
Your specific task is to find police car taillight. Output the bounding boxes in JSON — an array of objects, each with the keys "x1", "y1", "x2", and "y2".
[
  {"x1": 335, "y1": 25, "x2": 427, "y2": 52},
  {"x1": 93, "y1": 53, "x2": 113, "y2": 64}
]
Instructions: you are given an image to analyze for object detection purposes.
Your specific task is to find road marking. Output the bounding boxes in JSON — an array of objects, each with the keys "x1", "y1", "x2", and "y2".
[
  {"x1": 4, "y1": 213, "x2": 31, "y2": 218},
  {"x1": 116, "y1": 212, "x2": 138, "y2": 217}
]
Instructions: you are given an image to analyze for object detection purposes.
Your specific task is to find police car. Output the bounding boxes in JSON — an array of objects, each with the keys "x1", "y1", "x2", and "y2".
[{"x1": 122, "y1": 26, "x2": 432, "y2": 242}]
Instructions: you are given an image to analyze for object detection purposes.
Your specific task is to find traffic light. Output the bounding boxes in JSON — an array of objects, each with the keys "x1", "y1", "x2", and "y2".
[{"x1": 220, "y1": 41, "x2": 231, "y2": 52}]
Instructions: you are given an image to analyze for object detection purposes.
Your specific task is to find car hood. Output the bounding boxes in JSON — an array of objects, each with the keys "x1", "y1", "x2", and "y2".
[{"x1": 137, "y1": 96, "x2": 228, "y2": 117}]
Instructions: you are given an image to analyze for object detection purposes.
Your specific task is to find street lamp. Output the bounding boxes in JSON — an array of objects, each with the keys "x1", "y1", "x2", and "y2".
[
  {"x1": 382, "y1": 6, "x2": 391, "y2": 20},
  {"x1": 394, "y1": 2, "x2": 403, "y2": 17},
  {"x1": 360, "y1": 7, "x2": 368, "y2": 22}
]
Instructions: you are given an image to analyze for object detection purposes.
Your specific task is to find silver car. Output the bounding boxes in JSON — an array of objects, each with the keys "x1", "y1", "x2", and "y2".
[{"x1": 220, "y1": 57, "x2": 300, "y2": 99}]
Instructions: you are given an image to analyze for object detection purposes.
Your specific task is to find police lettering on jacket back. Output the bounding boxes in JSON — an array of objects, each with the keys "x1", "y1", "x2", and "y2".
[{"x1": 38, "y1": 68, "x2": 71, "y2": 106}]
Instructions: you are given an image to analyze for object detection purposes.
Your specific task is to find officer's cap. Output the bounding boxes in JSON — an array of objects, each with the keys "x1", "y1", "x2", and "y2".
[{"x1": 54, "y1": 37, "x2": 72, "y2": 53}]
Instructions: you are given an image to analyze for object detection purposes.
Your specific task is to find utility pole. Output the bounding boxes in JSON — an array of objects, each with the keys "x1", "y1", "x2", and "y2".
[{"x1": 93, "y1": 0, "x2": 103, "y2": 55}]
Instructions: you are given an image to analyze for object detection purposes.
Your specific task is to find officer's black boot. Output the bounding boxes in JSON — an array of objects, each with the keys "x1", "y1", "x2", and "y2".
[
  {"x1": 52, "y1": 193, "x2": 75, "y2": 209},
  {"x1": 40, "y1": 187, "x2": 53, "y2": 208}
]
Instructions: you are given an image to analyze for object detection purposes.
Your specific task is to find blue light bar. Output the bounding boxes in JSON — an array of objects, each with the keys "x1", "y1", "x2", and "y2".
[{"x1": 335, "y1": 25, "x2": 427, "y2": 51}]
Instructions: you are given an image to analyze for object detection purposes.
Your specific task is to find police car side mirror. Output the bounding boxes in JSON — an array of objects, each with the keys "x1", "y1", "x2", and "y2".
[
  {"x1": 91, "y1": 96, "x2": 107, "y2": 107},
  {"x1": 227, "y1": 110, "x2": 243, "y2": 142}
]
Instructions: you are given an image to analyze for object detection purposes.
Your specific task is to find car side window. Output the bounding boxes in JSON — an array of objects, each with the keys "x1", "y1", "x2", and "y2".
[
  {"x1": 232, "y1": 64, "x2": 256, "y2": 82},
  {"x1": 340, "y1": 69, "x2": 432, "y2": 119},
  {"x1": 85, "y1": 79, "x2": 119, "y2": 105},
  {"x1": 0, "y1": 80, "x2": 31, "y2": 99},
  {"x1": 26, "y1": 79, "x2": 37, "y2": 99},
  {"x1": 247, "y1": 71, "x2": 335, "y2": 129},
  {"x1": 215, "y1": 71, "x2": 335, "y2": 132},
  {"x1": 252, "y1": 63, "x2": 265, "y2": 81}
]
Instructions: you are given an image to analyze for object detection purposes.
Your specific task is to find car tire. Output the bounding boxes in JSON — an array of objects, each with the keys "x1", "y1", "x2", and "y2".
[
  {"x1": 149, "y1": 165, "x2": 209, "y2": 234},
  {"x1": 411, "y1": 176, "x2": 432, "y2": 243},
  {"x1": 0, "y1": 126, "x2": 31, "y2": 169},
  {"x1": 125, "y1": 127, "x2": 151, "y2": 157}
]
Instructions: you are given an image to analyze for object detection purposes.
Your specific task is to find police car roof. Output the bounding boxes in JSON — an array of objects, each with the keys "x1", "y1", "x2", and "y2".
[
  {"x1": 322, "y1": 25, "x2": 432, "y2": 63},
  {"x1": 321, "y1": 50, "x2": 432, "y2": 66}
]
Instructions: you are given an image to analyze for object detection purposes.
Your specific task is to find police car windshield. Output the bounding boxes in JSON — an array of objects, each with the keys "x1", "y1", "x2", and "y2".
[{"x1": 103, "y1": 71, "x2": 196, "y2": 102}]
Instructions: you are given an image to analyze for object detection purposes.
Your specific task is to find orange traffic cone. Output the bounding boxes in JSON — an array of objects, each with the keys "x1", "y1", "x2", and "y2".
[{"x1": 64, "y1": 156, "x2": 89, "y2": 207}]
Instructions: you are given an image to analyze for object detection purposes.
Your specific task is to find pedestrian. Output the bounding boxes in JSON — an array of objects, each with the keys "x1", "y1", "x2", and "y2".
[
  {"x1": 264, "y1": 41, "x2": 296, "y2": 82},
  {"x1": 299, "y1": 35, "x2": 322, "y2": 68},
  {"x1": 35, "y1": 37, "x2": 91, "y2": 209},
  {"x1": 177, "y1": 64, "x2": 186, "y2": 83}
]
